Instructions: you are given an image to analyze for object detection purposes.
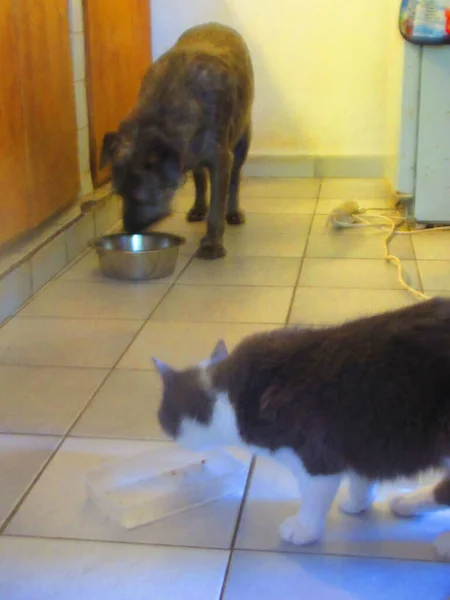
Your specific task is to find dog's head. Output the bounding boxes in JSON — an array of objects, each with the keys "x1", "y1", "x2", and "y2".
[{"x1": 100, "y1": 124, "x2": 182, "y2": 232}]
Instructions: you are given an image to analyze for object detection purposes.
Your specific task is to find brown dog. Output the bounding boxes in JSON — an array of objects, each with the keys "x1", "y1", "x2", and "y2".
[{"x1": 100, "y1": 23, "x2": 254, "y2": 259}]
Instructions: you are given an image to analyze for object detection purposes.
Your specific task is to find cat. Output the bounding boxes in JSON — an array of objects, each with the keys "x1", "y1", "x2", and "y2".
[{"x1": 154, "y1": 297, "x2": 450, "y2": 559}]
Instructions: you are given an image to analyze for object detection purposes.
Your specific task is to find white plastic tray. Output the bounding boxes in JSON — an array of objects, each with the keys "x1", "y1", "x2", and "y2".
[{"x1": 85, "y1": 447, "x2": 247, "y2": 529}]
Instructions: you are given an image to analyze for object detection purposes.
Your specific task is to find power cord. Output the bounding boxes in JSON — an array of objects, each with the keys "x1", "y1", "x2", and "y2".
[{"x1": 327, "y1": 201, "x2": 450, "y2": 301}]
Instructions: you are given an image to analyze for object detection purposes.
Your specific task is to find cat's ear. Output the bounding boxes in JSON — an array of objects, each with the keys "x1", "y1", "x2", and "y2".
[
  {"x1": 152, "y1": 357, "x2": 174, "y2": 379},
  {"x1": 211, "y1": 339, "x2": 228, "y2": 363}
]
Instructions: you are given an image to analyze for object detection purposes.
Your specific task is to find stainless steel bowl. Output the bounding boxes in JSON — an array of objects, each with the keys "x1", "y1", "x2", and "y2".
[{"x1": 90, "y1": 232, "x2": 185, "y2": 281}]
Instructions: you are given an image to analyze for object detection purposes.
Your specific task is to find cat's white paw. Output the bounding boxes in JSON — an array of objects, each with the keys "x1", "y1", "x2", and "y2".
[
  {"x1": 280, "y1": 516, "x2": 322, "y2": 546},
  {"x1": 434, "y1": 532, "x2": 450, "y2": 560},
  {"x1": 339, "y1": 493, "x2": 372, "y2": 515},
  {"x1": 389, "y1": 495, "x2": 418, "y2": 518}
]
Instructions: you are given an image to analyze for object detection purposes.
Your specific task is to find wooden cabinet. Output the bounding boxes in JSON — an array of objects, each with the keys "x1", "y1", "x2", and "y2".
[
  {"x1": 0, "y1": 0, "x2": 30, "y2": 244},
  {"x1": 17, "y1": 0, "x2": 79, "y2": 227},
  {"x1": 0, "y1": 0, "x2": 79, "y2": 246},
  {"x1": 84, "y1": 0, "x2": 151, "y2": 187}
]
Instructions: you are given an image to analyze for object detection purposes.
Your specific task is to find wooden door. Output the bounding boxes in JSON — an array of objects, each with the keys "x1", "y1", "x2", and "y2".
[
  {"x1": 17, "y1": 0, "x2": 80, "y2": 227},
  {"x1": 84, "y1": 0, "x2": 151, "y2": 187},
  {"x1": 0, "y1": 0, "x2": 29, "y2": 245}
]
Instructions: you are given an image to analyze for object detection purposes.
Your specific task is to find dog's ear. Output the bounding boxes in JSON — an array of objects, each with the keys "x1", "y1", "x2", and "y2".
[
  {"x1": 100, "y1": 132, "x2": 119, "y2": 169},
  {"x1": 144, "y1": 135, "x2": 181, "y2": 188}
]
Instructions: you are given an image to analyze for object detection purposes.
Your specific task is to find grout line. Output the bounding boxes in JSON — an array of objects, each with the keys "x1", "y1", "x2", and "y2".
[
  {"x1": 2, "y1": 531, "x2": 445, "y2": 566},
  {"x1": 409, "y1": 235, "x2": 425, "y2": 295},
  {"x1": 0, "y1": 374, "x2": 112, "y2": 536},
  {"x1": 0, "y1": 431, "x2": 158, "y2": 442},
  {"x1": 0, "y1": 253, "x2": 195, "y2": 533},
  {"x1": 218, "y1": 545, "x2": 447, "y2": 566},
  {"x1": 0, "y1": 435, "x2": 70, "y2": 535},
  {"x1": 219, "y1": 456, "x2": 256, "y2": 600},
  {"x1": 46, "y1": 253, "x2": 196, "y2": 434},
  {"x1": 7, "y1": 314, "x2": 146, "y2": 323},
  {"x1": 285, "y1": 182, "x2": 322, "y2": 325},
  {"x1": 68, "y1": 433, "x2": 168, "y2": 442},
  {"x1": 0, "y1": 364, "x2": 110, "y2": 372},
  {"x1": 0, "y1": 532, "x2": 228, "y2": 553}
]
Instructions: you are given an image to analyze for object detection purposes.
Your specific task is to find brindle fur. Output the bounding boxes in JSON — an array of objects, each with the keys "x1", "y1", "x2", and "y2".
[{"x1": 100, "y1": 23, "x2": 254, "y2": 260}]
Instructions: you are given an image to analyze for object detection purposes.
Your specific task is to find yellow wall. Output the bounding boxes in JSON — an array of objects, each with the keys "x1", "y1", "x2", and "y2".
[{"x1": 152, "y1": 0, "x2": 395, "y2": 158}]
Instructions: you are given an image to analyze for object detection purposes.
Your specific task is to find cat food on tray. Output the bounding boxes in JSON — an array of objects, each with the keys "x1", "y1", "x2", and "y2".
[{"x1": 84, "y1": 447, "x2": 247, "y2": 529}]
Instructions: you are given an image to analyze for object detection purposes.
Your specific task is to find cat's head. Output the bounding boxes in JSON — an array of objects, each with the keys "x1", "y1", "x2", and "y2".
[{"x1": 153, "y1": 340, "x2": 239, "y2": 451}]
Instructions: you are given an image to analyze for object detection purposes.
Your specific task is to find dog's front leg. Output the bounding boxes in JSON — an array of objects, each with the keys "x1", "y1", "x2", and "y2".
[{"x1": 196, "y1": 150, "x2": 232, "y2": 260}]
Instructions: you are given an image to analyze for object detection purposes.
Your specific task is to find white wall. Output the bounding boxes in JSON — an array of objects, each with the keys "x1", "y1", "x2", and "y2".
[{"x1": 151, "y1": 0, "x2": 392, "y2": 163}]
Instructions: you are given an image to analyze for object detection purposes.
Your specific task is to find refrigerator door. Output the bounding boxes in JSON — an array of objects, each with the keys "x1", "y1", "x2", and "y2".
[
  {"x1": 385, "y1": 9, "x2": 422, "y2": 196},
  {"x1": 414, "y1": 46, "x2": 450, "y2": 222}
]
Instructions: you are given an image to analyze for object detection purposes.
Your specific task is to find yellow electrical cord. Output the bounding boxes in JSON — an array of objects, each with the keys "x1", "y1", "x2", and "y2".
[{"x1": 327, "y1": 202, "x2": 450, "y2": 302}]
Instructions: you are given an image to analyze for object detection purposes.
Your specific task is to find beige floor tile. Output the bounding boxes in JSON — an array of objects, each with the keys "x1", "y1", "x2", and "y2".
[
  {"x1": 241, "y1": 197, "x2": 316, "y2": 214},
  {"x1": 235, "y1": 456, "x2": 446, "y2": 562},
  {"x1": 225, "y1": 232, "x2": 308, "y2": 258},
  {"x1": 0, "y1": 317, "x2": 142, "y2": 368},
  {"x1": 61, "y1": 250, "x2": 191, "y2": 282},
  {"x1": 151, "y1": 285, "x2": 292, "y2": 324},
  {"x1": 179, "y1": 256, "x2": 301, "y2": 287},
  {"x1": 298, "y1": 258, "x2": 420, "y2": 290},
  {"x1": 241, "y1": 178, "x2": 321, "y2": 198},
  {"x1": 0, "y1": 537, "x2": 228, "y2": 600},
  {"x1": 225, "y1": 551, "x2": 450, "y2": 600},
  {"x1": 172, "y1": 230, "x2": 204, "y2": 256},
  {"x1": 320, "y1": 178, "x2": 390, "y2": 200},
  {"x1": 412, "y1": 231, "x2": 450, "y2": 260},
  {"x1": 174, "y1": 177, "x2": 196, "y2": 198},
  {"x1": 0, "y1": 434, "x2": 60, "y2": 526},
  {"x1": 172, "y1": 195, "x2": 193, "y2": 213},
  {"x1": 72, "y1": 370, "x2": 166, "y2": 440},
  {"x1": 228, "y1": 214, "x2": 312, "y2": 236},
  {"x1": 0, "y1": 366, "x2": 107, "y2": 435},
  {"x1": 151, "y1": 212, "x2": 205, "y2": 234},
  {"x1": 6, "y1": 437, "x2": 250, "y2": 550},
  {"x1": 118, "y1": 322, "x2": 279, "y2": 370},
  {"x1": 153, "y1": 213, "x2": 312, "y2": 237},
  {"x1": 418, "y1": 261, "x2": 450, "y2": 291},
  {"x1": 315, "y1": 198, "x2": 396, "y2": 215},
  {"x1": 306, "y1": 233, "x2": 414, "y2": 259},
  {"x1": 289, "y1": 288, "x2": 417, "y2": 326},
  {"x1": 151, "y1": 213, "x2": 311, "y2": 257},
  {"x1": 174, "y1": 192, "x2": 316, "y2": 215},
  {"x1": 21, "y1": 280, "x2": 170, "y2": 320},
  {"x1": 174, "y1": 177, "x2": 321, "y2": 200},
  {"x1": 423, "y1": 290, "x2": 450, "y2": 299}
]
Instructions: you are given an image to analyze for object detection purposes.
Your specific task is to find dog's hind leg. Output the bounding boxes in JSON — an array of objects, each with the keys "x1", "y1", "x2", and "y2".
[
  {"x1": 187, "y1": 168, "x2": 208, "y2": 222},
  {"x1": 227, "y1": 127, "x2": 251, "y2": 225}
]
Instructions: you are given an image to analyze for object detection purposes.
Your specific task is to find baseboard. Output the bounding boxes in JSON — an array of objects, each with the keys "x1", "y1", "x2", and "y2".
[
  {"x1": 243, "y1": 153, "x2": 315, "y2": 177},
  {"x1": 0, "y1": 186, "x2": 120, "y2": 326},
  {"x1": 243, "y1": 152, "x2": 385, "y2": 178}
]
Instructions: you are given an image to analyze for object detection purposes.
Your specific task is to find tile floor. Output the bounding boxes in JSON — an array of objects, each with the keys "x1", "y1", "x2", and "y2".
[{"x1": 0, "y1": 178, "x2": 449, "y2": 600}]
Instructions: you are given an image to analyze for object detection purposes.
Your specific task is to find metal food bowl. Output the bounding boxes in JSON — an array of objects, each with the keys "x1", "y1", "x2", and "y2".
[{"x1": 90, "y1": 232, "x2": 185, "y2": 281}]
